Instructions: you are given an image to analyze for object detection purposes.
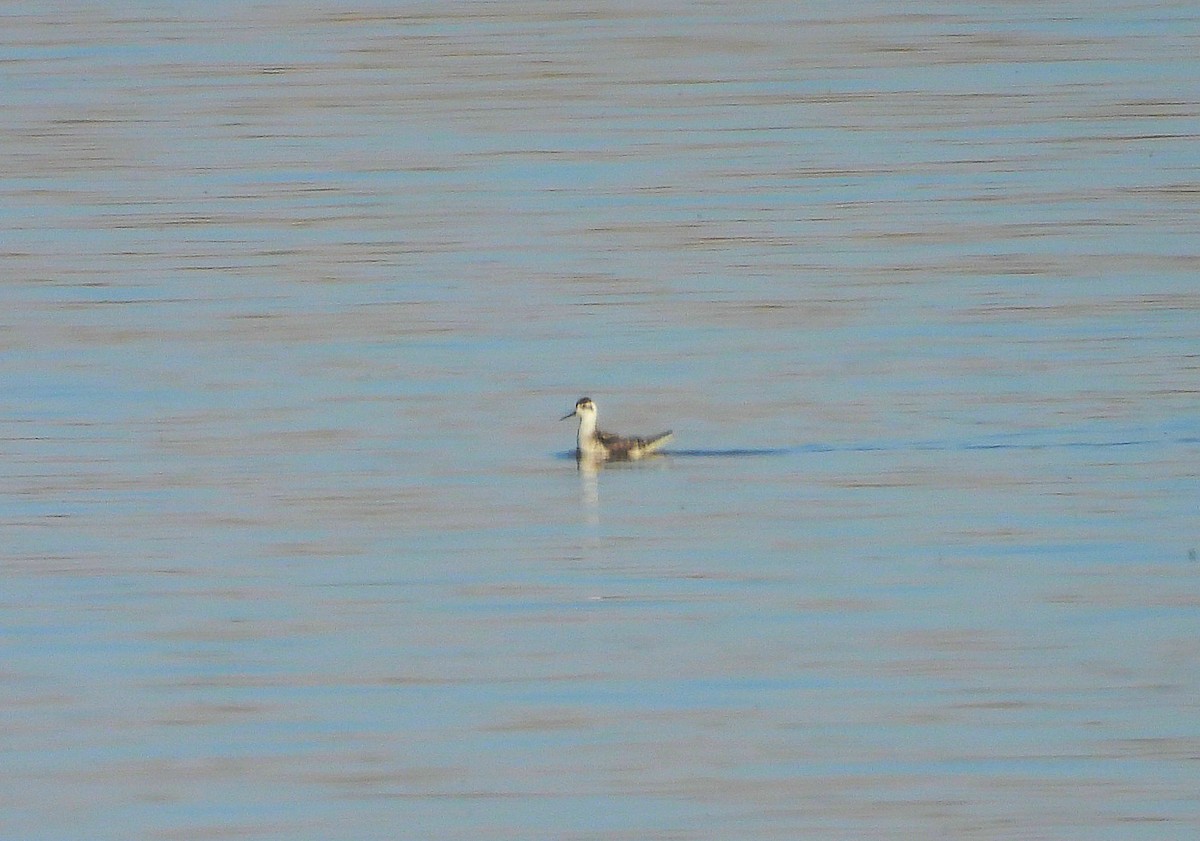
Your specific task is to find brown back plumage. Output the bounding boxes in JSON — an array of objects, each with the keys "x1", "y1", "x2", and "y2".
[{"x1": 595, "y1": 429, "x2": 673, "y2": 460}]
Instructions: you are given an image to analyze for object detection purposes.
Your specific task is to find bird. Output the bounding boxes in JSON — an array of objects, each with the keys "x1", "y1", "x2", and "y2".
[{"x1": 561, "y1": 396, "x2": 673, "y2": 462}]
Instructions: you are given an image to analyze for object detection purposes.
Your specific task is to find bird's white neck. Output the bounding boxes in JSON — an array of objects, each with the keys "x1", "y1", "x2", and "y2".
[{"x1": 576, "y1": 412, "x2": 598, "y2": 452}]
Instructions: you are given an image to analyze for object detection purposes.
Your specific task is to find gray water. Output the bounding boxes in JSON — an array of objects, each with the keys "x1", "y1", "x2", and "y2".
[{"x1": 2, "y1": 3, "x2": 1198, "y2": 840}]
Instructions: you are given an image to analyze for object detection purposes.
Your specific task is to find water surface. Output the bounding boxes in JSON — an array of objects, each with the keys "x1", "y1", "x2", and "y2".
[{"x1": 2, "y1": 3, "x2": 1198, "y2": 840}]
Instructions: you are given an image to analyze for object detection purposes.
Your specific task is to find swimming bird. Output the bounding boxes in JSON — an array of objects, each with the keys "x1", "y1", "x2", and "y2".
[{"x1": 561, "y1": 397, "x2": 673, "y2": 462}]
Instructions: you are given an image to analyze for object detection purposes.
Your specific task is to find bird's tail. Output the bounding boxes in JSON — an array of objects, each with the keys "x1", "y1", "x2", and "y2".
[{"x1": 640, "y1": 431, "x2": 673, "y2": 454}]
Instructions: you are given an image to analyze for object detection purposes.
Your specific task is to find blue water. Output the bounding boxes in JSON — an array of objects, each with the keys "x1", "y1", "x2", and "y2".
[{"x1": 2, "y1": 2, "x2": 1198, "y2": 840}]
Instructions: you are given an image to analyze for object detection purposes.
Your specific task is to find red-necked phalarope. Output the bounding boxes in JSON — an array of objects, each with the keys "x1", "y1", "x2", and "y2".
[{"x1": 561, "y1": 397, "x2": 673, "y2": 462}]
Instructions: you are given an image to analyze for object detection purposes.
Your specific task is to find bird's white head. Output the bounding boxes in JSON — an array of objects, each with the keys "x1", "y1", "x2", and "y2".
[
  {"x1": 562, "y1": 396, "x2": 597, "y2": 434},
  {"x1": 561, "y1": 396, "x2": 596, "y2": 420}
]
